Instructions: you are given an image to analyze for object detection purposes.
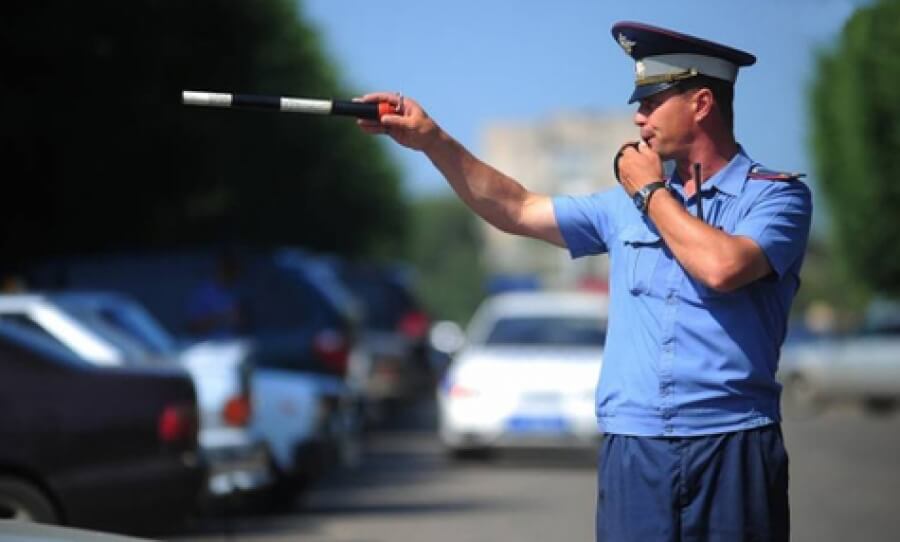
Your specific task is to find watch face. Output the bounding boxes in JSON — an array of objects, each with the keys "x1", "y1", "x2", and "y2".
[{"x1": 633, "y1": 191, "x2": 645, "y2": 212}]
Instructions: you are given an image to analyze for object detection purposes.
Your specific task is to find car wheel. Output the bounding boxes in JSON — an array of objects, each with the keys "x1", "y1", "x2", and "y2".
[
  {"x1": 0, "y1": 477, "x2": 59, "y2": 523},
  {"x1": 782, "y1": 373, "x2": 822, "y2": 418},
  {"x1": 863, "y1": 397, "x2": 897, "y2": 416},
  {"x1": 447, "y1": 447, "x2": 492, "y2": 462}
]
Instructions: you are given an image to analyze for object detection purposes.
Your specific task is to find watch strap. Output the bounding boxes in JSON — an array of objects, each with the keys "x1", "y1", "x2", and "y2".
[{"x1": 639, "y1": 180, "x2": 668, "y2": 212}]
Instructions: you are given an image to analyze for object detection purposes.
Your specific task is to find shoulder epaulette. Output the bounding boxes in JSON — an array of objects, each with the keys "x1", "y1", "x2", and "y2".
[{"x1": 748, "y1": 165, "x2": 806, "y2": 182}]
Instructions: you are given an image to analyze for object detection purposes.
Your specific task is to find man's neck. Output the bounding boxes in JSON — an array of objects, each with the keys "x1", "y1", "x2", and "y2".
[{"x1": 675, "y1": 134, "x2": 739, "y2": 196}]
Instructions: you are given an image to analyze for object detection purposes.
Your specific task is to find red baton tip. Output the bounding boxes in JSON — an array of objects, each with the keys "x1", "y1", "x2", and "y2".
[{"x1": 377, "y1": 102, "x2": 395, "y2": 119}]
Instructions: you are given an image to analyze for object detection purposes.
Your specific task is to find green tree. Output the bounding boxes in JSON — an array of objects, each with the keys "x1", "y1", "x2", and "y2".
[
  {"x1": 810, "y1": 0, "x2": 900, "y2": 301},
  {"x1": 406, "y1": 196, "x2": 486, "y2": 324},
  {"x1": 1, "y1": 0, "x2": 406, "y2": 270}
]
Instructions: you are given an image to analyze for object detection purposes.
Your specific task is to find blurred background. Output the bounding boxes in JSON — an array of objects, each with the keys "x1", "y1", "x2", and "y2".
[{"x1": 1, "y1": 0, "x2": 899, "y2": 541}]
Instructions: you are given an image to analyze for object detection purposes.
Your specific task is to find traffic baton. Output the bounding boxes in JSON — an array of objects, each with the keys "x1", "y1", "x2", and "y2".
[{"x1": 182, "y1": 90, "x2": 396, "y2": 120}]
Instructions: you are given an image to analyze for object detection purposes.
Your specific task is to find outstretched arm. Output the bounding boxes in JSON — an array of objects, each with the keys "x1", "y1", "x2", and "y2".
[{"x1": 357, "y1": 92, "x2": 565, "y2": 247}]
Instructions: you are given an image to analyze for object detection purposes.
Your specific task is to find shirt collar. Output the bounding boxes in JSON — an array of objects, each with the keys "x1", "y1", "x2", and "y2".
[{"x1": 669, "y1": 145, "x2": 754, "y2": 197}]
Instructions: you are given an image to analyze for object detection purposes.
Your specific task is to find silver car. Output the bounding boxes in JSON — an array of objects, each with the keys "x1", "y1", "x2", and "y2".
[{"x1": 780, "y1": 331, "x2": 900, "y2": 415}]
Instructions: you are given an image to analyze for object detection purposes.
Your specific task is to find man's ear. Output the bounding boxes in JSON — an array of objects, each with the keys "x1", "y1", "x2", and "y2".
[{"x1": 692, "y1": 88, "x2": 715, "y2": 123}]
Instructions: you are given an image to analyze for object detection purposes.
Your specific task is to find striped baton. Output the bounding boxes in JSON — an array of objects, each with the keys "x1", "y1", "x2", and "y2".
[{"x1": 182, "y1": 91, "x2": 396, "y2": 120}]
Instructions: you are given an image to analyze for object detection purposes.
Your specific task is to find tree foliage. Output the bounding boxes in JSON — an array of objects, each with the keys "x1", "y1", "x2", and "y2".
[
  {"x1": 810, "y1": 0, "x2": 900, "y2": 297},
  {"x1": 1, "y1": 0, "x2": 407, "y2": 270},
  {"x1": 406, "y1": 196, "x2": 486, "y2": 324}
]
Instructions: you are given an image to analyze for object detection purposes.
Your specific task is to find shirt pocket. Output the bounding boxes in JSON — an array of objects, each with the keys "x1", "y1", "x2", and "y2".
[{"x1": 620, "y1": 223, "x2": 663, "y2": 296}]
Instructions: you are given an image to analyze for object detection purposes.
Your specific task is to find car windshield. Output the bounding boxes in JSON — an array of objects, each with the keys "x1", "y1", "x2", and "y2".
[
  {"x1": 344, "y1": 275, "x2": 415, "y2": 330},
  {"x1": 484, "y1": 316, "x2": 606, "y2": 347},
  {"x1": 58, "y1": 303, "x2": 177, "y2": 362}
]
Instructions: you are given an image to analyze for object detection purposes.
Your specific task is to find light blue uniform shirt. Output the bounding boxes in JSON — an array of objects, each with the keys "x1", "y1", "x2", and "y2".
[{"x1": 553, "y1": 148, "x2": 812, "y2": 436}]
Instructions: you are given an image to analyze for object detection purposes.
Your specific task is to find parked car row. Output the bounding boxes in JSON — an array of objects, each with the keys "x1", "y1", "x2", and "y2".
[
  {"x1": 0, "y1": 319, "x2": 202, "y2": 531},
  {"x1": 779, "y1": 301, "x2": 900, "y2": 415},
  {"x1": 0, "y1": 247, "x2": 434, "y2": 533},
  {"x1": 0, "y1": 292, "x2": 273, "y2": 496},
  {"x1": 327, "y1": 259, "x2": 433, "y2": 421}
]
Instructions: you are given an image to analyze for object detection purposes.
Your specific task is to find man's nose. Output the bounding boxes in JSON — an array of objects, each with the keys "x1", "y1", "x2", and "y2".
[{"x1": 633, "y1": 110, "x2": 646, "y2": 127}]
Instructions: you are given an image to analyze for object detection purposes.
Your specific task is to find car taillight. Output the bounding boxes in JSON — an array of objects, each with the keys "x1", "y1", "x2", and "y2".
[
  {"x1": 313, "y1": 329, "x2": 350, "y2": 375},
  {"x1": 448, "y1": 383, "x2": 480, "y2": 398},
  {"x1": 158, "y1": 404, "x2": 198, "y2": 443},
  {"x1": 222, "y1": 394, "x2": 252, "y2": 427},
  {"x1": 397, "y1": 310, "x2": 429, "y2": 340}
]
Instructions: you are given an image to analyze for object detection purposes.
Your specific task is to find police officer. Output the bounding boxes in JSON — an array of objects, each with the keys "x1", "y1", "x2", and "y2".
[{"x1": 359, "y1": 21, "x2": 811, "y2": 542}]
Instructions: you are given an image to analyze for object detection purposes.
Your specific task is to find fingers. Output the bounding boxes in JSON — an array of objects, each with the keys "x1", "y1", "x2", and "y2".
[
  {"x1": 357, "y1": 118, "x2": 387, "y2": 134},
  {"x1": 357, "y1": 113, "x2": 408, "y2": 135},
  {"x1": 358, "y1": 91, "x2": 403, "y2": 107},
  {"x1": 619, "y1": 139, "x2": 656, "y2": 158},
  {"x1": 618, "y1": 140, "x2": 641, "y2": 156},
  {"x1": 637, "y1": 139, "x2": 654, "y2": 154},
  {"x1": 355, "y1": 91, "x2": 407, "y2": 135},
  {"x1": 379, "y1": 113, "x2": 407, "y2": 127}
]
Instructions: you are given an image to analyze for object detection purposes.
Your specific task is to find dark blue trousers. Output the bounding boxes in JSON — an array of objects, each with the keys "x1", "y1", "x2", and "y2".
[{"x1": 596, "y1": 425, "x2": 789, "y2": 542}]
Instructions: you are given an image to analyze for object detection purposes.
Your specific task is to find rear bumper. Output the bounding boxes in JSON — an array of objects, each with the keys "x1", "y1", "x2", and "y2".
[
  {"x1": 52, "y1": 452, "x2": 204, "y2": 530},
  {"x1": 365, "y1": 357, "x2": 433, "y2": 401},
  {"x1": 439, "y1": 399, "x2": 599, "y2": 450},
  {"x1": 444, "y1": 428, "x2": 601, "y2": 450},
  {"x1": 199, "y1": 430, "x2": 274, "y2": 498}
]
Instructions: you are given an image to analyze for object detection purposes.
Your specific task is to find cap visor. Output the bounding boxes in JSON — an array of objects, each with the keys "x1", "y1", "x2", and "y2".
[{"x1": 628, "y1": 82, "x2": 678, "y2": 104}]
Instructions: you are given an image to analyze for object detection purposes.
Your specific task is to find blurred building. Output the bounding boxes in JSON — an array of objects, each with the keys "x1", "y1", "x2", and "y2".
[{"x1": 479, "y1": 110, "x2": 635, "y2": 290}]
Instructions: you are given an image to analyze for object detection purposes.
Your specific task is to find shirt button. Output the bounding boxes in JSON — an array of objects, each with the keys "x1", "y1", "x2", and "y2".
[
  {"x1": 666, "y1": 292, "x2": 677, "y2": 305},
  {"x1": 664, "y1": 424, "x2": 674, "y2": 434},
  {"x1": 662, "y1": 410, "x2": 674, "y2": 420}
]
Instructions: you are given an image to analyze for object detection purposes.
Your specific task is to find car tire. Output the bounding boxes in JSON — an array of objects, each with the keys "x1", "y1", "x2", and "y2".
[
  {"x1": 863, "y1": 397, "x2": 897, "y2": 416},
  {"x1": 0, "y1": 476, "x2": 59, "y2": 523},
  {"x1": 447, "y1": 447, "x2": 492, "y2": 462}
]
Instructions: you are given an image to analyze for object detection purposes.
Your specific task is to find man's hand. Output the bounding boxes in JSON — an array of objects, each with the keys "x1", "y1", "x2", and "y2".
[
  {"x1": 616, "y1": 140, "x2": 665, "y2": 196},
  {"x1": 356, "y1": 92, "x2": 441, "y2": 152}
]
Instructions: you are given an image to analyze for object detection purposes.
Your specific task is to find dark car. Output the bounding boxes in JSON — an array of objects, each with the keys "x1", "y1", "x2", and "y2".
[
  {"x1": 44, "y1": 292, "x2": 274, "y2": 504},
  {"x1": 328, "y1": 261, "x2": 433, "y2": 411},
  {"x1": 0, "y1": 321, "x2": 203, "y2": 532}
]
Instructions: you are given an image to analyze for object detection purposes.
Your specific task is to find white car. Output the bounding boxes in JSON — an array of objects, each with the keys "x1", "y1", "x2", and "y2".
[{"x1": 437, "y1": 291, "x2": 608, "y2": 455}]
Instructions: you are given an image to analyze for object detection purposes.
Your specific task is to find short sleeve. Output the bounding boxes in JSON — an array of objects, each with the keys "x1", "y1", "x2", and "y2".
[
  {"x1": 732, "y1": 181, "x2": 812, "y2": 278},
  {"x1": 552, "y1": 189, "x2": 621, "y2": 259}
]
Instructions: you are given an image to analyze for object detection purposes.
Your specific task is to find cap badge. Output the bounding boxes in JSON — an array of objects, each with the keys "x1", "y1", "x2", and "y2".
[
  {"x1": 617, "y1": 33, "x2": 636, "y2": 54},
  {"x1": 635, "y1": 60, "x2": 646, "y2": 78}
]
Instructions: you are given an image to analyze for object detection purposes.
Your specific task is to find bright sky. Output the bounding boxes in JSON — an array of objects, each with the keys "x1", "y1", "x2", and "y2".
[{"x1": 301, "y1": 0, "x2": 860, "y2": 208}]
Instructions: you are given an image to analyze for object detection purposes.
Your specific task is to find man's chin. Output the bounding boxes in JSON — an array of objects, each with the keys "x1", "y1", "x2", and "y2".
[{"x1": 649, "y1": 142, "x2": 674, "y2": 160}]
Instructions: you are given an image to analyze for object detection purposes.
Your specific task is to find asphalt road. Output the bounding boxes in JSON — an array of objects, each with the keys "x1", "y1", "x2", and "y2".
[{"x1": 170, "y1": 400, "x2": 900, "y2": 542}]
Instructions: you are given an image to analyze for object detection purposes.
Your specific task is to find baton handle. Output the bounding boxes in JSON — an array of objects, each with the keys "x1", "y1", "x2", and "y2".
[
  {"x1": 331, "y1": 100, "x2": 395, "y2": 120},
  {"x1": 182, "y1": 91, "x2": 394, "y2": 120}
]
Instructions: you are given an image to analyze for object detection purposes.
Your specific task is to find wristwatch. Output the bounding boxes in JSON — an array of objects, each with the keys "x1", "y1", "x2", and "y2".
[{"x1": 632, "y1": 181, "x2": 668, "y2": 213}]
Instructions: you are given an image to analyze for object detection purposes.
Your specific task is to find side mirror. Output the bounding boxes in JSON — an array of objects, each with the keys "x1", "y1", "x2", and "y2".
[{"x1": 428, "y1": 320, "x2": 465, "y2": 356}]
